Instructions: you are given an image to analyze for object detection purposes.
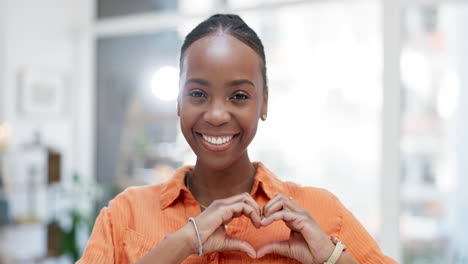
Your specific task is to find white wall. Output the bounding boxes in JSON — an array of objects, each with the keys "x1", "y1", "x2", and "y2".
[
  {"x1": 0, "y1": 0, "x2": 94, "y2": 260},
  {"x1": 2, "y1": 0, "x2": 94, "y2": 183},
  {"x1": 0, "y1": 0, "x2": 95, "y2": 227},
  {"x1": 0, "y1": 0, "x2": 6, "y2": 122}
]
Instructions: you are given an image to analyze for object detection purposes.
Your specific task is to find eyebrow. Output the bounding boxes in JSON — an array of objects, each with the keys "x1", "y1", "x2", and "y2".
[
  {"x1": 185, "y1": 78, "x2": 255, "y2": 88},
  {"x1": 186, "y1": 78, "x2": 210, "y2": 86},
  {"x1": 227, "y1": 79, "x2": 255, "y2": 88}
]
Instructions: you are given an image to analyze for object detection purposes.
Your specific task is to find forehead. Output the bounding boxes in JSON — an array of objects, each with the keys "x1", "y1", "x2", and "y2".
[{"x1": 181, "y1": 34, "x2": 262, "y2": 81}]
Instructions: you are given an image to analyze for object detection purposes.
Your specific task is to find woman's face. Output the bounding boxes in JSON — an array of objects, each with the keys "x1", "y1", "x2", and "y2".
[{"x1": 178, "y1": 33, "x2": 268, "y2": 170}]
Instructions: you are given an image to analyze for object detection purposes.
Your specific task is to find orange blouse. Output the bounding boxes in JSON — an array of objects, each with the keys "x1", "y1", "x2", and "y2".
[{"x1": 77, "y1": 162, "x2": 397, "y2": 264}]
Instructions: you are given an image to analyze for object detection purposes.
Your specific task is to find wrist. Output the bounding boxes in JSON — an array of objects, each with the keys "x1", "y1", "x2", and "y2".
[
  {"x1": 315, "y1": 238, "x2": 336, "y2": 263},
  {"x1": 138, "y1": 225, "x2": 198, "y2": 264},
  {"x1": 176, "y1": 223, "x2": 200, "y2": 255},
  {"x1": 324, "y1": 237, "x2": 348, "y2": 264}
]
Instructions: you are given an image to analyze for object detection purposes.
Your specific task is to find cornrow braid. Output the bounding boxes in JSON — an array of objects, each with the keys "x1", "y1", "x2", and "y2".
[{"x1": 180, "y1": 14, "x2": 268, "y2": 92}]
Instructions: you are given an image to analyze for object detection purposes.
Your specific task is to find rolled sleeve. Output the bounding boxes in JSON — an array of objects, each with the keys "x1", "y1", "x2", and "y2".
[
  {"x1": 334, "y1": 195, "x2": 398, "y2": 264},
  {"x1": 76, "y1": 207, "x2": 116, "y2": 264}
]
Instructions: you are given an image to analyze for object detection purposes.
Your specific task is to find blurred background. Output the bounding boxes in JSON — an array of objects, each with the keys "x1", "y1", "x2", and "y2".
[{"x1": 0, "y1": 0, "x2": 467, "y2": 263}]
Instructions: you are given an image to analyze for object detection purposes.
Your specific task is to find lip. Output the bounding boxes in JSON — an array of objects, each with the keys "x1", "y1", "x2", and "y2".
[
  {"x1": 196, "y1": 132, "x2": 238, "y2": 137},
  {"x1": 195, "y1": 132, "x2": 239, "y2": 152}
]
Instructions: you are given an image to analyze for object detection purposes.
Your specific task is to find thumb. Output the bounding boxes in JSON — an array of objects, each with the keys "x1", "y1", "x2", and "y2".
[
  {"x1": 257, "y1": 240, "x2": 291, "y2": 259},
  {"x1": 220, "y1": 235, "x2": 257, "y2": 258}
]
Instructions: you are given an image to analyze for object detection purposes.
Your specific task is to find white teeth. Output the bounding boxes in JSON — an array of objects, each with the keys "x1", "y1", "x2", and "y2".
[{"x1": 201, "y1": 134, "x2": 234, "y2": 145}]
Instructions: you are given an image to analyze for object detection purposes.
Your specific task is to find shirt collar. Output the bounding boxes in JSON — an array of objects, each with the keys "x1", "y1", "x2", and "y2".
[{"x1": 159, "y1": 162, "x2": 287, "y2": 209}]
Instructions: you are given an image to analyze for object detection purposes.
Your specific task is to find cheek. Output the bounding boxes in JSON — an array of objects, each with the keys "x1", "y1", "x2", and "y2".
[
  {"x1": 179, "y1": 113, "x2": 198, "y2": 152},
  {"x1": 180, "y1": 113, "x2": 194, "y2": 130},
  {"x1": 179, "y1": 104, "x2": 196, "y2": 134},
  {"x1": 240, "y1": 112, "x2": 260, "y2": 141},
  {"x1": 239, "y1": 100, "x2": 261, "y2": 130}
]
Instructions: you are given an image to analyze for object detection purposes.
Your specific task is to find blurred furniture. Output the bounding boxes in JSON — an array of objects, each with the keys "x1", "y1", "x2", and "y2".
[{"x1": 0, "y1": 132, "x2": 67, "y2": 263}]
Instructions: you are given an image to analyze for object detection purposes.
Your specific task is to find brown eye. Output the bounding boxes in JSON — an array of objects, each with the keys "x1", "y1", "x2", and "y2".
[
  {"x1": 231, "y1": 93, "x2": 249, "y2": 100},
  {"x1": 189, "y1": 91, "x2": 206, "y2": 98}
]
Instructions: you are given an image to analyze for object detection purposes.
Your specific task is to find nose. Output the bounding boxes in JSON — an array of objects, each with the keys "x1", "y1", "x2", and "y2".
[{"x1": 203, "y1": 99, "x2": 231, "y2": 126}]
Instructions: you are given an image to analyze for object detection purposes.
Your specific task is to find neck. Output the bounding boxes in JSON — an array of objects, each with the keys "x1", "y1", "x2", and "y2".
[{"x1": 188, "y1": 152, "x2": 256, "y2": 207}]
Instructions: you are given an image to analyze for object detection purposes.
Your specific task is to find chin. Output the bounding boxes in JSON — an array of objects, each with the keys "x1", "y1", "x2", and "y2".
[
  {"x1": 195, "y1": 151, "x2": 247, "y2": 171},
  {"x1": 197, "y1": 156, "x2": 236, "y2": 170}
]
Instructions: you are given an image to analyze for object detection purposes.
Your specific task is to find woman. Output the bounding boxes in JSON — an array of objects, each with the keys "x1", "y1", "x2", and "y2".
[{"x1": 78, "y1": 14, "x2": 397, "y2": 264}]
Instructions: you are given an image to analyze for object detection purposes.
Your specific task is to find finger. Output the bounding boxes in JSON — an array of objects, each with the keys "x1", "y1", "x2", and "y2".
[
  {"x1": 263, "y1": 194, "x2": 299, "y2": 217},
  {"x1": 196, "y1": 202, "x2": 262, "y2": 241},
  {"x1": 216, "y1": 192, "x2": 261, "y2": 217},
  {"x1": 221, "y1": 202, "x2": 262, "y2": 229},
  {"x1": 263, "y1": 198, "x2": 290, "y2": 217},
  {"x1": 242, "y1": 195, "x2": 262, "y2": 218},
  {"x1": 261, "y1": 210, "x2": 304, "y2": 230},
  {"x1": 221, "y1": 235, "x2": 257, "y2": 259},
  {"x1": 262, "y1": 194, "x2": 281, "y2": 216},
  {"x1": 257, "y1": 240, "x2": 291, "y2": 259}
]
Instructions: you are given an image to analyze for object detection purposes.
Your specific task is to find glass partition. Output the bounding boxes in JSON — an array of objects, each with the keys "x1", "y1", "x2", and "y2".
[
  {"x1": 239, "y1": 2, "x2": 383, "y2": 237},
  {"x1": 400, "y1": 3, "x2": 468, "y2": 263}
]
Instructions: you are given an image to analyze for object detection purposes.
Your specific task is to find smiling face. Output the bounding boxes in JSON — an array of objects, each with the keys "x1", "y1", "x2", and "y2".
[{"x1": 178, "y1": 33, "x2": 268, "y2": 170}]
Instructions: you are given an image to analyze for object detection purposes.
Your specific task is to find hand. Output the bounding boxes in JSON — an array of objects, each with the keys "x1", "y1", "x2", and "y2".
[
  {"x1": 257, "y1": 194, "x2": 335, "y2": 264},
  {"x1": 185, "y1": 193, "x2": 262, "y2": 258}
]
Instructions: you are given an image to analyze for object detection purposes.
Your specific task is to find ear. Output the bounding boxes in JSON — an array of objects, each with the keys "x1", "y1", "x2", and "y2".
[{"x1": 261, "y1": 89, "x2": 268, "y2": 119}]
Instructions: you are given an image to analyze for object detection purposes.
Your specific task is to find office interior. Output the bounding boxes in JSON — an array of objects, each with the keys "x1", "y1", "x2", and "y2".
[{"x1": 0, "y1": 0, "x2": 467, "y2": 263}]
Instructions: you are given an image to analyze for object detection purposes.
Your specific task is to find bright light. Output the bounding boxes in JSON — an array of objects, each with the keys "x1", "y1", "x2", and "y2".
[
  {"x1": 151, "y1": 66, "x2": 179, "y2": 101},
  {"x1": 401, "y1": 48, "x2": 431, "y2": 99},
  {"x1": 437, "y1": 70, "x2": 460, "y2": 119}
]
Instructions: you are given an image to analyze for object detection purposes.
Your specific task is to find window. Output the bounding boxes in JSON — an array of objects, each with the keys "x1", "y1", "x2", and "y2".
[{"x1": 400, "y1": 3, "x2": 468, "y2": 263}]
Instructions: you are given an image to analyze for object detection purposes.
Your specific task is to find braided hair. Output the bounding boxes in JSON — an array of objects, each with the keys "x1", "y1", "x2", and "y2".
[{"x1": 180, "y1": 14, "x2": 268, "y2": 92}]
